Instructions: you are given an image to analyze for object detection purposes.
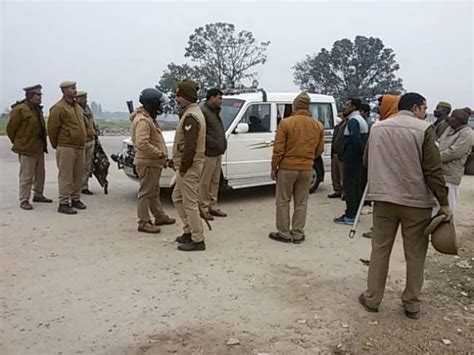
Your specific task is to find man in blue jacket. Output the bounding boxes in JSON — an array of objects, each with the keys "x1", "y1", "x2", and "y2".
[{"x1": 334, "y1": 98, "x2": 369, "y2": 224}]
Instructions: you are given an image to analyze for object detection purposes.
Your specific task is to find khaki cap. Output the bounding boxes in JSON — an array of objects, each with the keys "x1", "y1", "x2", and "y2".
[
  {"x1": 60, "y1": 80, "x2": 77, "y2": 89},
  {"x1": 75, "y1": 91, "x2": 87, "y2": 98}
]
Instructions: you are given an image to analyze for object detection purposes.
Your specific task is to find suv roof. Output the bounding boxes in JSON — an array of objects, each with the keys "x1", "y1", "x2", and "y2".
[{"x1": 223, "y1": 92, "x2": 335, "y2": 104}]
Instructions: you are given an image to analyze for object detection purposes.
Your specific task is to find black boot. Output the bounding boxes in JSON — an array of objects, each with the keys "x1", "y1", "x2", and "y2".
[
  {"x1": 177, "y1": 241, "x2": 206, "y2": 251},
  {"x1": 71, "y1": 200, "x2": 87, "y2": 210},
  {"x1": 175, "y1": 233, "x2": 192, "y2": 244},
  {"x1": 58, "y1": 204, "x2": 77, "y2": 215}
]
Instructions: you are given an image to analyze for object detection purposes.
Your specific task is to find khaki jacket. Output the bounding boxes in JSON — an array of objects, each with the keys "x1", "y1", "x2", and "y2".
[
  {"x1": 367, "y1": 111, "x2": 448, "y2": 208},
  {"x1": 131, "y1": 107, "x2": 167, "y2": 167},
  {"x1": 6, "y1": 100, "x2": 47, "y2": 155},
  {"x1": 439, "y1": 125, "x2": 473, "y2": 185},
  {"x1": 48, "y1": 98, "x2": 86, "y2": 149},
  {"x1": 173, "y1": 103, "x2": 206, "y2": 171},
  {"x1": 271, "y1": 109, "x2": 324, "y2": 171}
]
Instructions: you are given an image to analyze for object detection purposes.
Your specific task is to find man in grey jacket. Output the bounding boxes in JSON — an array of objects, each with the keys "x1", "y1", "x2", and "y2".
[
  {"x1": 359, "y1": 92, "x2": 452, "y2": 320},
  {"x1": 199, "y1": 88, "x2": 228, "y2": 220}
]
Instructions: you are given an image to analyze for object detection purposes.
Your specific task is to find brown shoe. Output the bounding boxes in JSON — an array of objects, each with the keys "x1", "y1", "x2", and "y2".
[
  {"x1": 269, "y1": 232, "x2": 292, "y2": 243},
  {"x1": 155, "y1": 215, "x2": 176, "y2": 226},
  {"x1": 33, "y1": 195, "x2": 53, "y2": 203},
  {"x1": 138, "y1": 222, "x2": 161, "y2": 234},
  {"x1": 209, "y1": 208, "x2": 227, "y2": 217},
  {"x1": 359, "y1": 293, "x2": 378, "y2": 313},
  {"x1": 20, "y1": 201, "x2": 33, "y2": 210},
  {"x1": 81, "y1": 189, "x2": 93, "y2": 195},
  {"x1": 200, "y1": 210, "x2": 214, "y2": 221}
]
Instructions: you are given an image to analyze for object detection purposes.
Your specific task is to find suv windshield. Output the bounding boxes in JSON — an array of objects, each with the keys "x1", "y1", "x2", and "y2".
[{"x1": 221, "y1": 99, "x2": 244, "y2": 131}]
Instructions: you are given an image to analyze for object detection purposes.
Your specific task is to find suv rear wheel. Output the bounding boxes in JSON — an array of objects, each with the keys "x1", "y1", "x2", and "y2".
[{"x1": 309, "y1": 157, "x2": 324, "y2": 193}]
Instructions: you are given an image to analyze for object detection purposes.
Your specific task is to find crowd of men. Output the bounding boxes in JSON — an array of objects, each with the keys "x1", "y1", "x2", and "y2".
[{"x1": 6, "y1": 79, "x2": 473, "y2": 317}]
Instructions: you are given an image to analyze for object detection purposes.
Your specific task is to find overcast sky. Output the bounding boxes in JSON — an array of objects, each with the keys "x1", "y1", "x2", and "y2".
[{"x1": 1, "y1": 0, "x2": 473, "y2": 112}]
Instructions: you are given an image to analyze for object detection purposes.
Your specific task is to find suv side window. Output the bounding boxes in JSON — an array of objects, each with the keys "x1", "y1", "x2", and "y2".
[
  {"x1": 309, "y1": 103, "x2": 334, "y2": 129},
  {"x1": 239, "y1": 103, "x2": 271, "y2": 133},
  {"x1": 277, "y1": 103, "x2": 293, "y2": 126}
]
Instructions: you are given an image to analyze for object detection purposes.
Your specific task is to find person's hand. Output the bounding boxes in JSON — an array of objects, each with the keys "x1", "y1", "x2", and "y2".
[
  {"x1": 271, "y1": 170, "x2": 278, "y2": 181},
  {"x1": 179, "y1": 169, "x2": 186, "y2": 177},
  {"x1": 439, "y1": 205, "x2": 453, "y2": 221}
]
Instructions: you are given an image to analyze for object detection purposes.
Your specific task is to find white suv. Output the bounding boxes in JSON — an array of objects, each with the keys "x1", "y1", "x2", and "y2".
[{"x1": 112, "y1": 91, "x2": 337, "y2": 193}]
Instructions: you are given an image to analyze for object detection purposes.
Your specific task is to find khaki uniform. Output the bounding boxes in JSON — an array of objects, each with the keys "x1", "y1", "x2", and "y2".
[
  {"x1": 199, "y1": 102, "x2": 227, "y2": 213},
  {"x1": 199, "y1": 155, "x2": 222, "y2": 212},
  {"x1": 272, "y1": 109, "x2": 324, "y2": 240},
  {"x1": 6, "y1": 101, "x2": 47, "y2": 202},
  {"x1": 130, "y1": 107, "x2": 168, "y2": 227},
  {"x1": 48, "y1": 98, "x2": 86, "y2": 205},
  {"x1": 172, "y1": 103, "x2": 206, "y2": 242},
  {"x1": 364, "y1": 112, "x2": 448, "y2": 312},
  {"x1": 82, "y1": 105, "x2": 96, "y2": 190}
]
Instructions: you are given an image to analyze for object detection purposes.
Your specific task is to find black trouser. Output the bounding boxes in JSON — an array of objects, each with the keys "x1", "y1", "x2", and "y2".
[{"x1": 343, "y1": 161, "x2": 363, "y2": 218}]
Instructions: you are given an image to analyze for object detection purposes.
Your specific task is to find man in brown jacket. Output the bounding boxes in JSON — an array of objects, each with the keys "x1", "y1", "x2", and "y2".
[
  {"x1": 360, "y1": 92, "x2": 452, "y2": 320},
  {"x1": 172, "y1": 79, "x2": 207, "y2": 252},
  {"x1": 131, "y1": 88, "x2": 175, "y2": 234},
  {"x1": 48, "y1": 81, "x2": 87, "y2": 215},
  {"x1": 269, "y1": 91, "x2": 324, "y2": 243},
  {"x1": 199, "y1": 88, "x2": 228, "y2": 220},
  {"x1": 6, "y1": 84, "x2": 52, "y2": 210},
  {"x1": 75, "y1": 91, "x2": 96, "y2": 195}
]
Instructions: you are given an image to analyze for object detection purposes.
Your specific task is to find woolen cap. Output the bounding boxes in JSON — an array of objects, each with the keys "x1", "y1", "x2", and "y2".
[
  {"x1": 175, "y1": 79, "x2": 199, "y2": 103},
  {"x1": 293, "y1": 91, "x2": 311, "y2": 110}
]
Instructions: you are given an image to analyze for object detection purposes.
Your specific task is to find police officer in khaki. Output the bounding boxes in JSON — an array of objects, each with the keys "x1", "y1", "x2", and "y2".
[
  {"x1": 269, "y1": 91, "x2": 324, "y2": 243},
  {"x1": 131, "y1": 88, "x2": 176, "y2": 234},
  {"x1": 74, "y1": 91, "x2": 96, "y2": 195},
  {"x1": 6, "y1": 84, "x2": 52, "y2": 210},
  {"x1": 48, "y1": 81, "x2": 87, "y2": 214},
  {"x1": 171, "y1": 79, "x2": 207, "y2": 252}
]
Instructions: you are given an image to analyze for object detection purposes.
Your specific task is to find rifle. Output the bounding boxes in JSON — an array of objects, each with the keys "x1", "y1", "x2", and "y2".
[{"x1": 126, "y1": 100, "x2": 134, "y2": 114}]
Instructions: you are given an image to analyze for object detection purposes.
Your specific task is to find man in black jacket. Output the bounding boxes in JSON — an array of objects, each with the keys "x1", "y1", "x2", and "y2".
[
  {"x1": 199, "y1": 88, "x2": 228, "y2": 220},
  {"x1": 328, "y1": 114, "x2": 347, "y2": 198},
  {"x1": 334, "y1": 98, "x2": 369, "y2": 225}
]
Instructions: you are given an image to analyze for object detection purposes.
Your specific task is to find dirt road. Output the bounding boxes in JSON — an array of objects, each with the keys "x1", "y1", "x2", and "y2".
[{"x1": 1, "y1": 136, "x2": 473, "y2": 354}]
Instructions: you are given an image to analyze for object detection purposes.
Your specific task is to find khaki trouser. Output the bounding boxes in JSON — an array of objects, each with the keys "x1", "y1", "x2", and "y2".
[
  {"x1": 136, "y1": 165, "x2": 166, "y2": 227},
  {"x1": 331, "y1": 154, "x2": 344, "y2": 193},
  {"x1": 82, "y1": 139, "x2": 95, "y2": 190},
  {"x1": 172, "y1": 162, "x2": 204, "y2": 243},
  {"x1": 18, "y1": 152, "x2": 45, "y2": 203},
  {"x1": 56, "y1": 146, "x2": 85, "y2": 205},
  {"x1": 275, "y1": 169, "x2": 312, "y2": 240},
  {"x1": 364, "y1": 201, "x2": 432, "y2": 312},
  {"x1": 199, "y1": 155, "x2": 222, "y2": 212}
]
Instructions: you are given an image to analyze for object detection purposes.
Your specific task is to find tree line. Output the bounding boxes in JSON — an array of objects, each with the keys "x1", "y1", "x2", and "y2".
[{"x1": 158, "y1": 22, "x2": 405, "y2": 111}]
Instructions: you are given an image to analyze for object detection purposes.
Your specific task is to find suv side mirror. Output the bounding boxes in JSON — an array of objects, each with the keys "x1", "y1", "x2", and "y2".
[{"x1": 234, "y1": 123, "x2": 249, "y2": 134}]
